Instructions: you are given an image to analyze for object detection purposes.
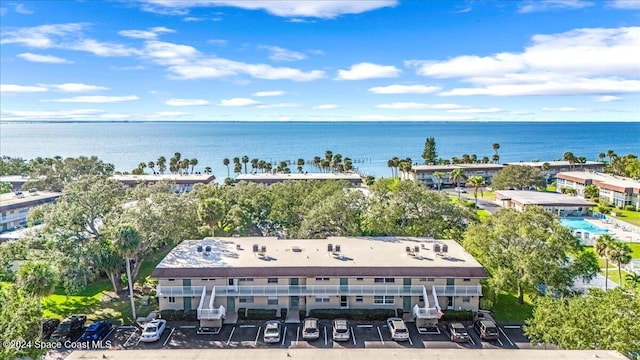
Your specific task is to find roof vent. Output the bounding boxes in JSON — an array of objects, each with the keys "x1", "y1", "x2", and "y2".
[
  {"x1": 414, "y1": 246, "x2": 420, "y2": 254},
  {"x1": 261, "y1": 245, "x2": 267, "y2": 254},
  {"x1": 441, "y1": 244, "x2": 448, "y2": 253},
  {"x1": 292, "y1": 246, "x2": 301, "y2": 252},
  {"x1": 433, "y1": 243, "x2": 441, "y2": 253},
  {"x1": 334, "y1": 245, "x2": 341, "y2": 254},
  {"x1": 327, "y1": 244, "x2": 333, "y2": 253},
  {"x1": 205, "y1": 246, "x2": 211, "y2": 252},
  {"x1": 253, "y1": 244, "x2": 259, "y2": 253},
  {"x1": 197, "y1": 246, "x2": 203, "y2": 253}
]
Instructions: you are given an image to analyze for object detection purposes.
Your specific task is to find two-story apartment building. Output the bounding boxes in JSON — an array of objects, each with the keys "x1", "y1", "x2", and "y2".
[
  {"x1": 112, "y1": 174, "x2": 215, "y2": 193},
  {"x1": 0, "y1": 190, "x2": 62, "y2": 233},
  {"x1": 404, "y1": 164, "x2": 504, "y2": 187},
  {"x1": 152, "y1": 236, "x2": 486, "y2": 327},
  {"x1": 235, "y1": 173, "x2": 363, "y2": 186},
  {"x1": 556, "y1": 172, "x2": 640, "y2": 209},
  {"x1": 504, "y1": 161, "x2": 604, "y2": 181}
]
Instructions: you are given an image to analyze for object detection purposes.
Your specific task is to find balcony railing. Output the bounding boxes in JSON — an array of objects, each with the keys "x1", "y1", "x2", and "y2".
[
  {"x1": 157, "y1": 285, "x2": 205, "y2": 297},
  {"x1": 198, "y1": 305, "x2": 226, "y2": 320},
  {"x1": 433, "y1": 284, "x2": 482, "y2": 297},
  {"x1": 214, "y1": 284, "x2": 426, "y2": 297}
]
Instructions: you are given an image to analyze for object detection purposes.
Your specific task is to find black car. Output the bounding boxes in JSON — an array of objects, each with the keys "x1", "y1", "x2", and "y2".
[
  {"x1": 42, "y1": 319, "x2": 61, "y2": 340},
  {"x1": 50, "y1": 315, "x2": 87, "y2": 341},
  {"x1": 78, "y1": 320, "x2": 112, "y2": 342}
]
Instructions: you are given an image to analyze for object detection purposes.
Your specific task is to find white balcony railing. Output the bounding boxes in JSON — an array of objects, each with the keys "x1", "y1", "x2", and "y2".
[
  {"x1": 213, "y1": 284, "x2": 425, "y2": 297},
  {"x1": 198, "y1": 305, "x2": 226, "y2": 320},
  {"x1": 156, "y1": 285, "x2": 205, "y2": 297},
  {"x1": 432, "y1": 284, "x2": 482, "y2": 297}
]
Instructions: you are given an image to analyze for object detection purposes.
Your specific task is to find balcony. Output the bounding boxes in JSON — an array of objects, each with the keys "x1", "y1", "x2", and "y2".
[
  {"x1": 157, "y1": 285, "x2": 205, "y2": 297},
  {"x1": 433, "y1": 284, "x2": 482, "y2": 297},
  {"x1": 214, "y1": 284, "x2": 426, "y2": 297}
]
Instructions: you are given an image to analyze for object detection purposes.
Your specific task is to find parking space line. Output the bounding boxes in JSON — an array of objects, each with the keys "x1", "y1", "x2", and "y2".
[
  {"x1": 503, "y1": 325, "x2": 521, "y2": 329},
  {"x1": 376, "y1": 326, "x2": 384, "y2": 344},
  {"x1": 497, "y1": 337, "x2": 504, "y2": 346},
  {"x1": 357, "y1": 324, "x2": 373, "y2": 328},
  {"x1": 499, "y1": 327, "x2": 514, "y2": 346},
  {"x1": 324, "y1": 326, "x2": 328, "y2": 346},
  {"x1": 163, "y1": 327, "x2": 175, "y2": 347},
  {"x1": 469, "y1": 334, "x2": 476, "y2": 346},
  {"x1": 254, "y1": 326, "x2": 261, "y2": 346},
  {"x1": 281, "y1": 326, "x2": 287, "y2": 346},
  {"x1": 123, "y1": 328, "x2": 139, "y2": 347},
  {"x1": 104, "y1": 326, "x2": 116, "y2": 340},
  {"x1": 226, "y1": 326, "x2": 235, "y2": 345},
  {"x1": 296, "y1": 326, "x2": 299, "y2": 345},
  {"x1": 408, "y1": 334, "x2": 413, "y2": 346},
  {"x1": 351, "y1": 327, "x2": 356, "y2": 345}
]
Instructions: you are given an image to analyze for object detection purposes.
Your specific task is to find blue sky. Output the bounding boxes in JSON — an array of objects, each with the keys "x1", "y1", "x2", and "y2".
[{"x1": 1, "y1": 0, "x2": 639, "y2": 122}]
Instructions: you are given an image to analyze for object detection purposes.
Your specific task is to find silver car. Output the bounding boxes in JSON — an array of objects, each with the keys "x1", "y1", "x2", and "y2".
[
  {"x1": 263, "y1": 320, "x2": 281, "y2": 344},
  {"x1": 386, "y1": 317, "x2": 409, "y2": 341},
  {"x1": 332, "y1": 319, "x2": 350, "y2": 341},
  {"x1": 302, "y1": 318, "x2": 320, "y2": 340}
]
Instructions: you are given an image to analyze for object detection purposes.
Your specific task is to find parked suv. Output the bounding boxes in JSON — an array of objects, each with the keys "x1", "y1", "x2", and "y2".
[
  {"x1": 474, "y1": 320, "x2": 499, "y2": 340},
  {"x1": 78, "y1": 320, "x2": 112, "y2": 342},
  {"x1": 332, "y1": 319, "x2": 350, "y2": 342},
  {"x1": 50, "y1": 315, "x2": 87, "y2": 341},
  {"x1": 302, "y1": 318, "x2": 320, "y2": 340},
  {"x1": 42, "y1": 319, "x2": 61, "y2": 340},
  {"x1": 448, "y1": 322, "x2": 470, "y2": 343},
  {"x1": 386, "y1": 317, "x2": 409, "y2": 341}
]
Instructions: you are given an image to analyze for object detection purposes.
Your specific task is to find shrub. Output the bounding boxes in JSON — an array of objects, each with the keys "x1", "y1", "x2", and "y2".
[
  {"x1": 184, "y1": 310, "x2": 198, "y2": 321},
  {"x1": 280, "y1": 308, "x2": 288, "y2": 321},
  {"x1": 299, "y1": 310, "x2": 307, "y2": 320},
  {"x1": 237, "y1": 308, "x2": 247, "y2": 320},
  {"x1": 625, "y1": 205, "x2": 636, "y2": 211},
  {"x1": 246, "y1": 309, "x2": 277, "y2": 320},
  {"x1": 307, "y1": 308, "x2": 396, "y2": 321},
  {"x1": 173, "y1": 309, "x2": 185, "y2": 321},
  {"x1": 441, "y1": 309, "x2": 473, "y2": 321},
  {"x1": 160, "y1": 309, "x2": 175, "y2": 320}
]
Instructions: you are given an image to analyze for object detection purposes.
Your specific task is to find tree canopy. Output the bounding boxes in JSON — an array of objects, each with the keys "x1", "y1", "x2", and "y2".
[{"x1": 490, "y1": 165, "x2": 546, "y2": 190}]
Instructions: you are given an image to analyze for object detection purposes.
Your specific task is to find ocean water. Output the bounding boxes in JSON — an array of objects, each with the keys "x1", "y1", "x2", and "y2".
[{"x1": 1, "y1": 121, "x2": 638, "y2": 179}]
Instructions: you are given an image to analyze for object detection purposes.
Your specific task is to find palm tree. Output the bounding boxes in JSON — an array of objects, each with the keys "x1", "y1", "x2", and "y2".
[
  {"x1": 433, "y1": 171, "x2": 445, "y2": 191},
  {"x1": 18, "y1": 261, "x2": 57, "y2": 339},
  {"x1": 156, "y1": 156, "x2": 167, "y2": 174},
  {"x1": 598, "y1": 152, "x2": 606, "y2": 163},
  {"x1": 449, "y1": 168, "x2": 467, "y2": 199},
  {"x1": 180, "y1": 159, "x2": 190, "y2": 175},
  {"x1": 241, "y1": 156, "x2": 249, "y2": 174},
  {"x1": 343, "y1": 157, "x2": 353, "y2": 171},
  {"x1": 467, "y1": 175, "x2": 484, "y2": 207},
  {"x1": 250, "y1": 158, "x2": 259, "y2": 173},
  {"x1": 297, "y1": 158, "x2": 305, "y2": 173},
  {"x1": 626, "y1": 273, "x2": 640, "y2": 289},
  {"x1": 115, "y1": 225, "x2": 141, "y2": 321},
  {"x1": 492, "y1": 143, "x2": 500, "y2": 163},
  {"x1": 223, "y1": 158, "x2": 230, "y2": 178},
  {"x1": 137, "y1": 162, "x2": 147, "y2": 173},
  {"x1": 387, "y1": 159, "x2": 396, "y2": 178},
  {"x1": 189, "y1": 158, "x2": 198, "y2": 174},
  {"x1": 563, "y1": 151, "x2": 576, "y2": 170},
  {"x1": 147, "y1": 161, "x2": 155, "y2": 174},
  {"x1": 608, "y1": 241, "x2": 632, "y2": 287},
  {"x1": 199, "y1": 198, "x2": 225, "y2": 237},
  {"x1": 606, "y1": 149, "x2": 617, "y2": 164},
  {"x1": 204, "y1": 166, "x2": 212, "y2": 175},
  {"x1": 595, "y1": 235, "x2": 614, "y2": 290}
]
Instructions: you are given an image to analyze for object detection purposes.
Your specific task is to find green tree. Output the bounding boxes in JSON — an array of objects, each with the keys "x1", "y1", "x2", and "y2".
[
  {"x1": 114, "y1": 224, "x2": 141, "y2": 320},
  {"x1": 422, "y1": 137, "x2": 438, "y2": 165},
  {"x1": 492, "y1": 143, "x2": 500, "y2": 163},
  {"x1": 297, "y1": 158, "x2": 305, "y2": 173},
  {"x1": 467, "y1": 175, "x2": 484, "y2": 207},
  {"x1": 204, "y1": 166, "x2": 212, "y2": 175},
  {"x1": 25, "y1": 155, "x2": 114, "y2": 192},
  {"x1": 17, "y1": 261, "x2": 58, "y2": 338},
  {"x1": 0, "y1": 181, "x2": 12, "y2": 194},
  {"x1": 594, "y1": 234, "x2": 615, "y2": 290},
  {"x1": 199, "y1": 198, "x2": 226, "y2": 236},
  {"x1": 223, "y1": 158, "x2": 230, "y2": 178},
  {"x1": 626, "y1": 273, "x2": 640, "y2": 290},
  {"x1": 563, "y1": 151, "x2": 576, "y2": 170},
  {"x1": 463, "y1": 206, "x2": 596, "y2": 304},
  {"x1": 156, "y1": 156, "x2": 167, "y2": 174},
  {"x1": 525, "y1": 288, "x2": 640, "y2": 353},
  {"x1": 299, "y1": 190, "x2": 364, "y2": 238},
  {"x1": 449, "y1": 168, "x2": 466, "y2": 199},
  {"x1": 583, "y1": 184, "x2": 599, "y2": 200},
  {"x1": 491, "y1": 165, "x2": 546, "y2": 190},
  {"x1": 0, "y1": 286, "x2": 46, "y2": 359},
  {"x1": 241, "y1": 155, "x2": 249, "y2": 174},
  {"x1": 608, "y1": 240, "x2": 632, "y2": 287},
  {"x1": 189, "y1": 158, "x2": 198, "y2": 174},
  {"x1": 433, "y1": 171, "x2": 445, "y2": 191}
]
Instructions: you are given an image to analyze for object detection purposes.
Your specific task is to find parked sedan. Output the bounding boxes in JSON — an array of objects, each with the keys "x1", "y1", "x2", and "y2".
[
  {"x1": 302, "y1": 318, "x2": 320, "y2": 340},
  {"x1": 78, "y1": 320, "x2": 112, "y2": 342},
  {"x1": 448, "y1": 322, "x2": 470, "y2": 343},
  {"x1": 139, "y1": 319, "x2": 167, "y2": 343},
  {"x1": 332, "y1": 319, "x2": 350, "y2": 342},
  {"x1": 263, "y1": 320, "x2": 281, "y2": 344},
  {"x1": 42, "y1": 319, "x2": 61, "y2": 340},
  {"x1": 386, "y1": 317, "x2": 409, "y2": 341}
]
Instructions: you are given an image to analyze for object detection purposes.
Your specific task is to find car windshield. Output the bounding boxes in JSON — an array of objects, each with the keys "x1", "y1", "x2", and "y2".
[
  {"x1": 457, "y1": 329, "x2": 468, "y2": 335},
  {"x1": 58, "y1": 323, "x2": 71, "y2": 331},
  {"x1": 265, "y1": 327, "x2": 279, "y2": 335},
  {"x1": 144, "y1": 326, "x2": 157, "y2": 333},
  {"x1": 486, "y1": 326, "x2": 498, "y2": 333},
  {"x1": 335, "y1": 327, "x2": 348, "y2": 334},
  {"x1": 395, "y1": 328, "x2": 407, "y2": 333},
  {"x1": 84, "y1": 330, "x2": 96, "y2": 335}
]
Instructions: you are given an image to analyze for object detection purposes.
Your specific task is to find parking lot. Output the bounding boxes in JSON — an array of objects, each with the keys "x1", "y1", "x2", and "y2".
[{"x1": 97, "y1": 320, "x2": 533, "y2": 351}]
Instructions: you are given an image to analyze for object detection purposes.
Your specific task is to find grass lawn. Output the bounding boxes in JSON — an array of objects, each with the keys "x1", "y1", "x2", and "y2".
[
  {"x1": 609, "y1": 209, "x2": 640, "y2": 227},
  {"x1": 41, "y1": 247, "x2": 170, "y2": 324},
  {"x1": 492, "y1": 292, "x2": 535, "y2": 324},
  {"x1": 629, "y1": 243, "x2": 640, "y2": 258},
  {"x1": 477, "y1": 209, "x2": 491, "y2": 221},
  {"x1": 477, "y1": 190, "x2": 495, "y2": 201}
]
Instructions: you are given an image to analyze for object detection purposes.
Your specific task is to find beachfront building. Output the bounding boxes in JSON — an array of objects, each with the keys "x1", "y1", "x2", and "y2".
[
  {"x1": 235, "y1": 173, "x2": 363, "y2": 186},
  {"x1": 405, "y1": 164, "x2": 504, "y2": 188},
  {"x1": 112, "y1": 174, "x2": 215, "y2": 193},
  {"x1": 495, "y1": 190, "x2": 595, "y2": 216},
  {"x1": 0, "y1": 190, "x2": 62, "y2": 233},
  {"x1": 153, "y1": 236, "x2": 486, "y2": 327},
  {"x1": 504, "y1": 161, "x2": 604, "y2": 182},
  {"x1": 556, "y1": 172, "x2": 640, "y2": 209},
  {"x1": 0, "y1": 175, "x2": 31, "y2": 191}
]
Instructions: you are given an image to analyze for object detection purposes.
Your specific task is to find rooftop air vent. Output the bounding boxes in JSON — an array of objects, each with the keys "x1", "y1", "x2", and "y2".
[
  {"x1": 261, "y1": 245, "x2": 267, "y2": 254},
  {"x1": 253, "y1": 244, "x2": 259, "y2": 253},
  {"x1": 205, "y1": 246, "x2": 211, "y2": 252},
  {"x1": 197, "y1": 246, "x2": 203, "y2": 253},
  {"x1": 414, "y1": 246, "x2": 420, "y2": 254},
  {"x1": 433, "y1": 243, "x2": 441, "y2": 253},
  {"x1": 327, "y1": 244, "x2": 333, "y2": 253},
  {"x1": 292, "y1": 246, "x2": 301, "y2": 252},
  {"x1": 441, "y1": 244, "x2": 448, "y2": 253},
  {"x1": 335, "y1": 245, "x2": 341, "y2": 253}
]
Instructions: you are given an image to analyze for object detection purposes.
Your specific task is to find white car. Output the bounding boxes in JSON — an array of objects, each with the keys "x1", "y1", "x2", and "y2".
[
  {"x1": 454, "y1": 187, "x2": 467, "y2": 193},
  {"x1": 140, "y1": 319, "x2": 167, "y2": 342},
  {"x1": 263, "y1": 320, "x2": 281, "y2": 344},
  {"x1": 386, "y1": 317, "x2": 409, "y2": 341},
  {"x1": 332, "y1": 319, "x2": 350, "y2": 342}
]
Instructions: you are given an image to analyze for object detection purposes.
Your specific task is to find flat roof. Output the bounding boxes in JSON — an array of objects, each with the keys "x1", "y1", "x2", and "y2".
[
  {"x1": 112, "y1": 174, "x2": 215, "y2": 183},
  {"x1": 505, "y1": 160, "x2": 603, "y2": 167},
  {"x1": 0, "y1": 191, "x2": 62, "y2": 211},
  {"x1": 495, "y1": 190, "x2": 595, "y2": 207},
  {"x1": 152, "y1": 236, "x2": 485, "y2": 279},
  {"x1": 66, "y1": 349, "x2": 627, "y2": 360},
  {"x1": 556, "y1": 172, "x2": 640, "y2": 192},
  {"x1": 0, "y1": 175, "x2": 30, "y2": 183},
  {"x1": 236, "y1": 173, "x2": 362, "y2": 181},
  {"x1": 412, "y1": 164, "x2": 504, "y2": 172}
]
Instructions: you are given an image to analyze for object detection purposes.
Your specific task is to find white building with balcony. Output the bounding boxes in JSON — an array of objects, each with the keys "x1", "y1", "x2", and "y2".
[
  {"x1": 0, "y1": 190, "x2": 62, "y2": 233},
  {"x1": 152, "y1": 236, "x2": 486, "y2": 327},
  {"x1": 556, "y1": 172, "x2": 640, "y2": 209}
]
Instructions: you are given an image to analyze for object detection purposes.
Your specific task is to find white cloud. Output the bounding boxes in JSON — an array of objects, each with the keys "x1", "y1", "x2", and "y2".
[
  {"x1": 542, "y1": 107, "x2": 589, "y2": 112},
  {"x1": 138, "y1": 0, "x2": 398, "y2": 19},
  {"x1": 375, "y1": 102, "x2": 433, "y2": 109},
  {"x1": 353, "y1": 114, "x2": 474, "y2": 121},
  {"x1": 17, "y1": 53, "x2": 73, "y2": 63},
  {"x1": 166, "y1": 98, "x2": 210, "y2": 106},
  {"x1": 374, "y1": 102, "x2": 498, "y2": 112},
  {"x1": 336, "y1": 62, "x2": 400, "y2": 80},
  {"x1": 0, "y1": 23, "x2": 86, "y2": 48},
  {"x1": 218, "y1": 98, "x2": 261, "y2": 107},
  {"x1": 0, "y1": 84, "x2": 48, "y2": 93},
  {"x1": 253, "y1": 90, "x2": 285, "y2": 97},
  {"x1": 406, "y1": 53, "x2": 525, "y2": 78},
  {"x1": 118, "y1": 27, "x2": 175, "y2": 40},
  {"x1": 518, "y1": 0, "x2": 593, "y2": 13},
  {"x1": 207, "y1": 39, "x2": 228, "y2": 46},
  {"x1": 609, "y1": 0, "x2": 640, "y2": 9},
  {"x1": 313, "y1": 104, "x2": 339, "y2": 109},
  {"x1": 69, "y1": 39, "x2": 140, "y2": 57},
  {"x1": 1, "y1": 109, "x2": 104, "y2": 121},
  {"x1": 368, "y1": 84, "x2": 441, "y2": 94},
  {"x1": 14, "y1": 3, "x2": 34, "y2": 14},
  {"x1": 256, "y1": 103, "x2": 302, "y2": 108},
  {"x1": 447, "y1": 107, "x2": 502, "y2": 113},
  {"x1": 146, "y1": 111, "x2": 190, "y2": 119},
  {"x1": 439, "y1": 78, "x2": 640, "y2": 96},
  {"x1": 48, "y1": 95, "x2": 139, "y2": 103},
  {"x1": 47, "y1": 83, "x2": 109, "y2": 92},
  {"x1": 595, "y1": 95, "x2": 622, "y2": 102},
  {"x1": 261, "y1": 45, "x2": 306, "y2": 62}
]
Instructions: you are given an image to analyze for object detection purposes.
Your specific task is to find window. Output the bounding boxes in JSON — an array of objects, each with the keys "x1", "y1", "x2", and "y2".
[
  {"x1": 374, "y1": 278, "x2": 384, "y2": 283},
  {"x1": 315, "y1": 297, "x2": 330, "y2": 303},
  {"x1": 168, "y1": 278, "x2": 175, "y2": 282},
  {"x1": 168, "y1": 297, "x2": 176, "y2": 304},
  {"x1": 201, "y1": 278, "x2": 215, "y2": 281},
  {"x1": 239, "y1": 296, "x2": 254, "y2": 303},
  {"x1": 315, "y1": 277, "x2": 330, "y2": 281},
  {"x1": 268, "y1": 297, "x2": 278, "y2": 305},
  {"x1": 356, "y1": 277, "x2": 364, "y2": 281},
  {"x1": 268, "y1": 278, "x2": 278, "y2": 284},
  {"x1": 239, "y1": 278, "x2": 254, "y2": 282},
  {"x1": 463, "y1": 278, "x2": 471, "y2": 282},
  {"x1": 374, "y1": 278, "x2": 395, "y2": 283},
  {"x1": 419, "y1": 278, "x2": 427, "y2": 282},
  {"x1": 462, "y1": 296, "x2": 470, "y2": 303},
  {"x1": 427, "y1": 278, "x2": 435, "y2": 282},
  {"x1": 418, "y1": 296, "x2": 424, "y2": 302},
  {"x1": 355, "y1": 296, "x2": 363, "y2": 303},
  {"x1": 374, "y1": 296, "x2": 394, "y2": 305},
  {"x1": 385, "y1": 278, "x2": 395, "y2": 283}
]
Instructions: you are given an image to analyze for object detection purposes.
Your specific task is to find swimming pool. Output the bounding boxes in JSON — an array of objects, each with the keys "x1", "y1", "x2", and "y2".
[{"x1": 560, "y1": 218, "x2": 609, "y2": 234}]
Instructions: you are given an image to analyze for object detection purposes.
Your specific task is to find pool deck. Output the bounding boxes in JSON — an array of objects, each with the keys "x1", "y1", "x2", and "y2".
[{"x1": 583, "y1": 216, "x2": 640, "y2": 243}]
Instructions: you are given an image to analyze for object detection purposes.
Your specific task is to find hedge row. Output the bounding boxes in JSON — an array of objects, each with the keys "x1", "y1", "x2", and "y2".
[
  {"x1": 441, "y1": 309, "x2": 474, "y2": 321},
  {"x1": 246, "y1": 309, "x2": 277, "y2": 320},
  {"x1": 306, "y1": 308, "x2": 398, "y2": 321},
  {"x1": 159, "y1": 309, "x2": 198, "y2": 321}
]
